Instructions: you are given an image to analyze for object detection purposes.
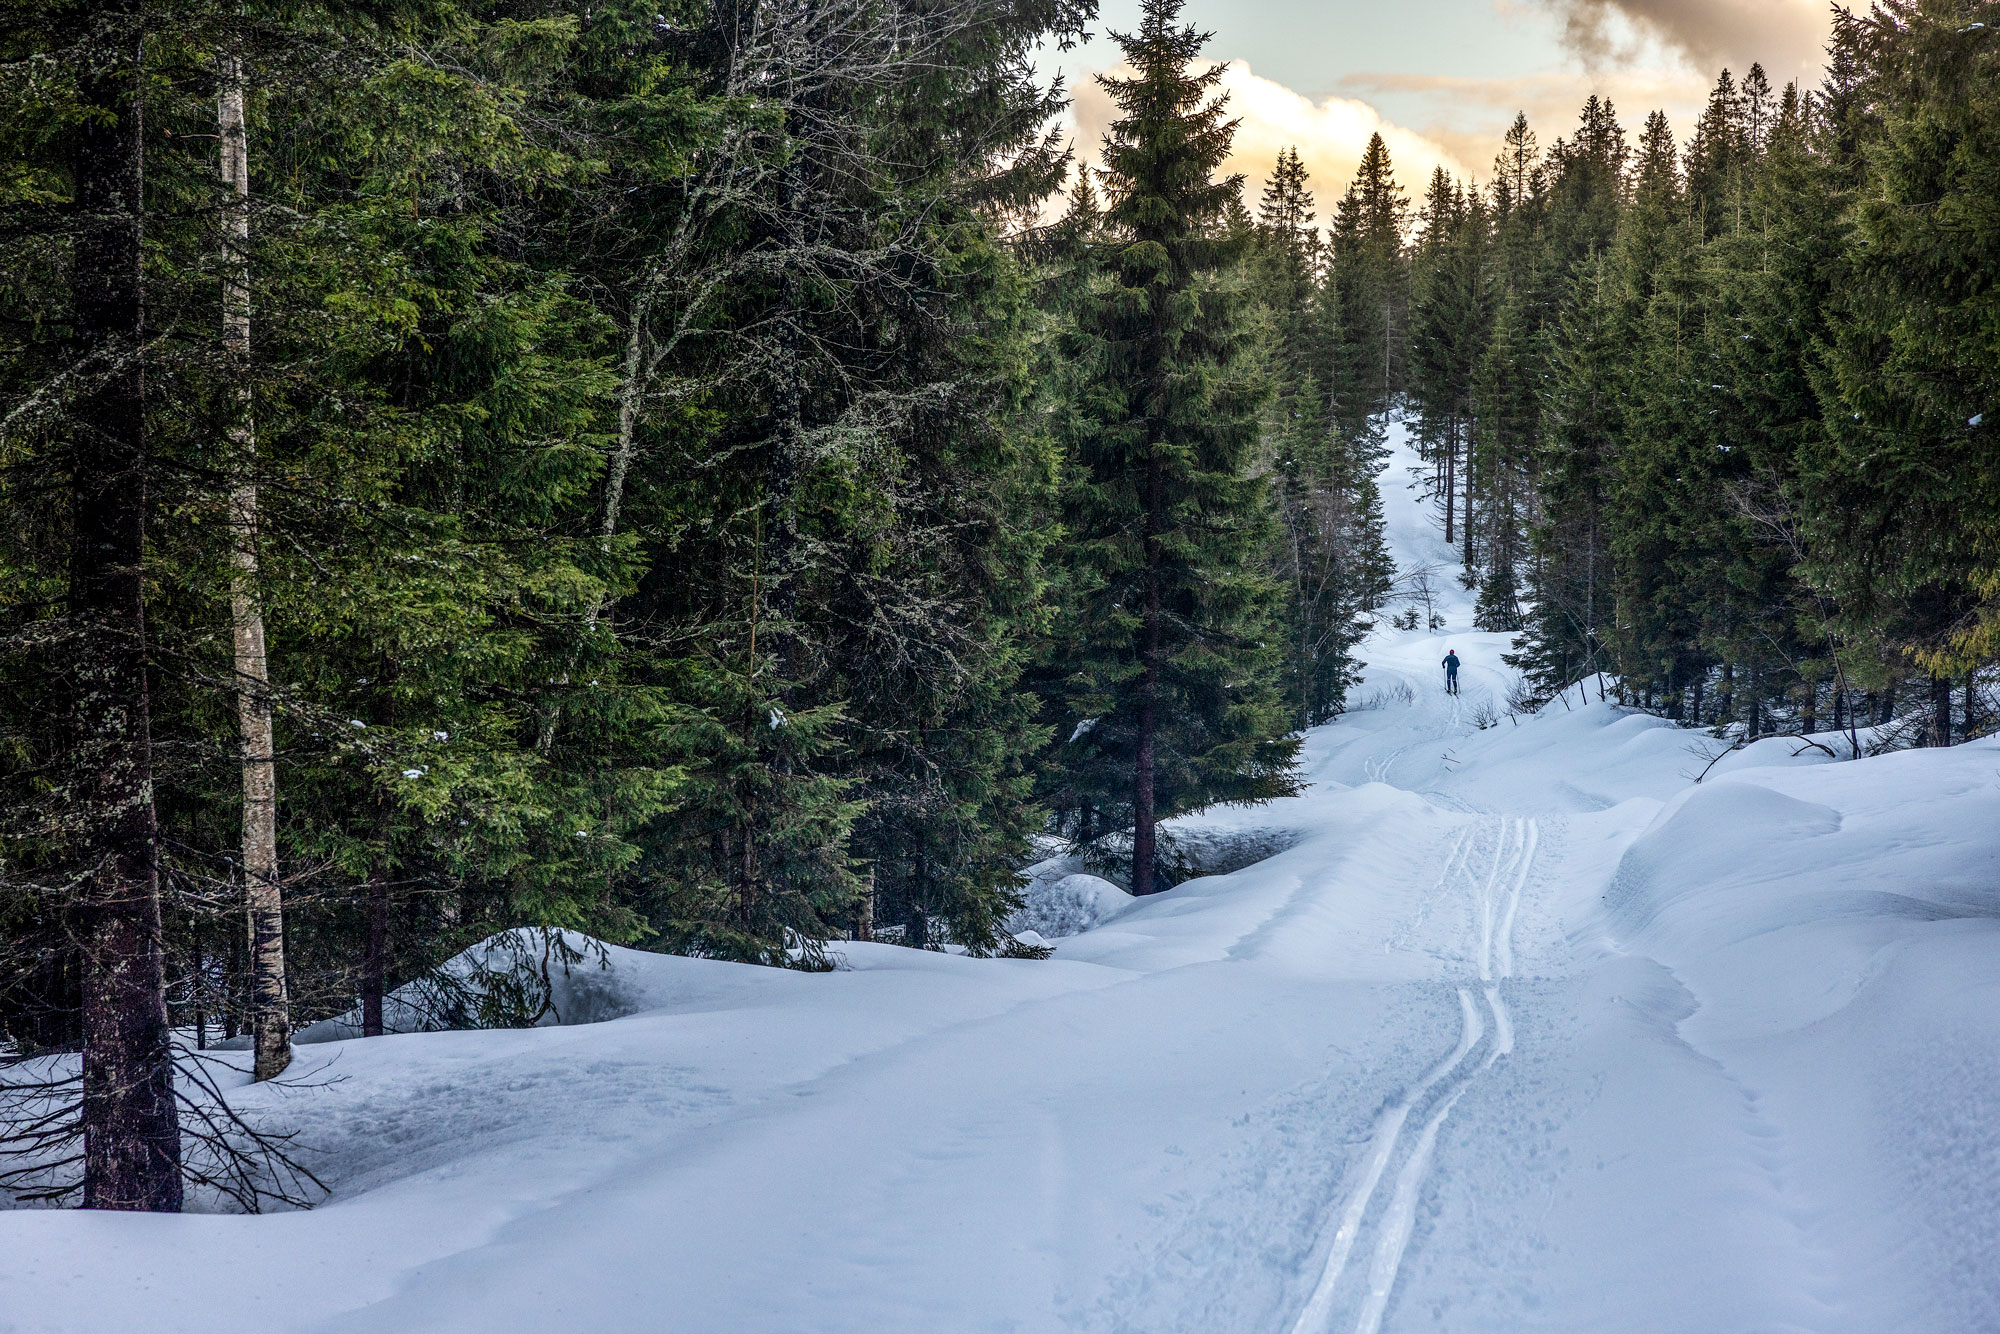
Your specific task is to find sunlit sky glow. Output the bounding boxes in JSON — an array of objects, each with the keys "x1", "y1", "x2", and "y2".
[{"x1": 1042, "y1": 0, "x2": 1834, "y2": 216}]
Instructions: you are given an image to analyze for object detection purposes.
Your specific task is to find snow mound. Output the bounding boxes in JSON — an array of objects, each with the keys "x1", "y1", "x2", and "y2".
[
  {"x1": 290, "y1": 930, "x2": 658, "y2": 1043},
  {"x1": 1006, "y1": 868, "x2": 1134, "y2": 940},
  {"x1": 1594, "y1": 739, "x2": 2000, "y2": 1042},
  {"x1": 1572, "y1": 738, "x2": 2000, "y2": 1328}
]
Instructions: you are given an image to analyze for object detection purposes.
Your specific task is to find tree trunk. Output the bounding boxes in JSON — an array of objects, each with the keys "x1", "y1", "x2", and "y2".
[
  {"x1": 854, "y1": 865, "x2": 874, "y2": 942},
  {"x1": 597, "y1": 298, "x2": 650, "y2": 561},
  {"x1": 1132, "y1": 449, "x2": 1163, "y2": 898},
  {"x1": 191, "y1": 930, "x2": 206, "y2": 1051},
  {"x1": 361, "y1": 880, "x2": 388, "y2": 1036},
  {"x1": 1461, "y1": 432, "x2": 1475, "y2": 571},
  {"x1": 218, "y1": 46, "x2": 290, "y2": 1084},
  {"x1": 71, "y1": 18, "x2": 182, "y2": 1211},
  {"x1": 1930, "y1": 673, "x2": 1953, "y2": 748},
  {"x1": 1964, "y1": 673, "x2": 1978, "y2": 741},
  {"x1": 222, "y1": 918, "x2": 240, "y2": 1041},
  {"x1": 1442, "y1": 416, "x2": 1456, "y2": 546}
]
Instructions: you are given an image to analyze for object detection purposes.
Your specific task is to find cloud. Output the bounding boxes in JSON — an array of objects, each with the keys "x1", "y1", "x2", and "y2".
[
  {"x1": 1068, "y1": 60, "x2": 1470, "y2": 226},
  {"x1": 1341, "y1": 67, "x2": 1712, "y2": 178},
  {"x1": 1530, "y1": 0, "x2": 1833, "y2": 82}
]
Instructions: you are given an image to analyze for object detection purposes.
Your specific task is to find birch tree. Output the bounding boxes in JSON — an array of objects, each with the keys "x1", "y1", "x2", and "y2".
[{"x1": 217, "y1": 39, "x2": 290, "y2": 1083}]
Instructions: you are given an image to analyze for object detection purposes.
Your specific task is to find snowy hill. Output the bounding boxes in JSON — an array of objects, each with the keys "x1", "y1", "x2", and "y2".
[{"x1": 7, "y1": 426, "x2": 2000, "y2": 1332}]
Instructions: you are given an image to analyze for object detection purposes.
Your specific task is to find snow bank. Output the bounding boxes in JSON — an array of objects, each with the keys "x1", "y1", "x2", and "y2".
[
  {"x1": 279, "y1": 930, "x2": 652, "y2": 1044},
  {"x1": 1006, "y1": 865, "x2": 1133, "y2": 940},
  {"x1": 1580, "y1": 736, "x2": 2000, "y2": 1331}
]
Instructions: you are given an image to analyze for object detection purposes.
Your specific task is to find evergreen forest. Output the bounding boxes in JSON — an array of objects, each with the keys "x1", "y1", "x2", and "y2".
[{"x1": 2, "y1": 0, "x2": 1995, "y2": 1214}]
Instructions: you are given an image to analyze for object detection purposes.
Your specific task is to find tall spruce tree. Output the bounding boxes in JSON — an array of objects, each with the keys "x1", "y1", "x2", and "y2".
[
  {"x1": 1809, "y1": 0, "x2": 2000, "y2": 712},
  {"x1": 1051, "y1": 0, "x2": 1298, "y2": 896},
  {"x1": 1410, "y1": 174, "x2": 1491, "y2": 553}
]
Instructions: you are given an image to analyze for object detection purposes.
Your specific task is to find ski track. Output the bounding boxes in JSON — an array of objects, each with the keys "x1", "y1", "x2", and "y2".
[{"x1": 1291, "y1": 814, "x2": 1540, "y2": 1334}]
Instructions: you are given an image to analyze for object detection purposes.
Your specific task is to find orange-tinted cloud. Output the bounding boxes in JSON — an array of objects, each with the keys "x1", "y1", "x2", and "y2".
[
  {"x1": 1069, "y1": 60, "x2": 1470, "y2": 225},
  {"x1": 1340, "y1": 67, "x2": 1711, "y2": 179}
]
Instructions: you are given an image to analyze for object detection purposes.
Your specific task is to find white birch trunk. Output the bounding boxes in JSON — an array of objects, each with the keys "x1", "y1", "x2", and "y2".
[{"x1": 220, "y1": 49, "x2": 290, "y2": 1082}]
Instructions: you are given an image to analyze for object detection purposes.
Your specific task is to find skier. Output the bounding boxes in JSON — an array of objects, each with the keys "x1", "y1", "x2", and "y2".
[{"x1": 1442, "y1": 648, "x2": 1461, "y2": 696}]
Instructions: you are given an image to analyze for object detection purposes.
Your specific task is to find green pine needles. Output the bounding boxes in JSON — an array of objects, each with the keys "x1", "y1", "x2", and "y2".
[{"x1": 1042, "y1": 0, "x2": 1301, "y2": 896}]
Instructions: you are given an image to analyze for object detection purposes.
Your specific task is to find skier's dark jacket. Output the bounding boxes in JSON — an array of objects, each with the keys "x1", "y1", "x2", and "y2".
[{"x1": 1442, "y1": 652, "x2": 1461, "y2": 674}]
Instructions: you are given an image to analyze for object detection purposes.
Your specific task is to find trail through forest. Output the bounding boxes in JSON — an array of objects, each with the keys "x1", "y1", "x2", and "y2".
[{"x1": 6, "y1": 427, "x2": 2000, "y2": 1332}]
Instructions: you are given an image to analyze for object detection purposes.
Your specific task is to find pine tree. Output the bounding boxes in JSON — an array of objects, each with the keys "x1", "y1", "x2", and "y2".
[
  {"x1": 1473, "y1": 292, "x2": 1536, "y2": 631},
  {"x1": 1809, "y1": 0, "x2": 2000, "y2": 693},
  {"x1": 1686, "y1": 69, "x2": 1747, "y2": 234},
  {"x1": 1514, "y1": 252, "x2": 1620, "y2": 699},
  {"x1": 62, "y1": 0, "x2": 183, "y2": 1213},
  {"x1": 1255, "y1": 146, "x2": 1320, "y2": 394},
  {"x1": 1052, "y1": 0, "x2": 1298, "y2": 895},
  {"x1": 1323, "y1": 133, "x2": 1410, "y2": 435},
  {"x1": 1409, "y1": 176, "x2": 1491, "y2": 552}
]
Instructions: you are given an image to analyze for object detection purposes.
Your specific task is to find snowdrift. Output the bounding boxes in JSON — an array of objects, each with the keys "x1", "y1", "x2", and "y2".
[
  {"x1": 283, "y1": 930, "x2": 655, "y2": 1043},
  {"x1": 1577, "y1": 736, "x2": 2000, "y2": 1332}
]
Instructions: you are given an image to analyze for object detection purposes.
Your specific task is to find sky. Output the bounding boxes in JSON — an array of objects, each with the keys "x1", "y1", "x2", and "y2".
[{"x1": 1046, "y1": 0, "x2": 1835, "y2": 216}]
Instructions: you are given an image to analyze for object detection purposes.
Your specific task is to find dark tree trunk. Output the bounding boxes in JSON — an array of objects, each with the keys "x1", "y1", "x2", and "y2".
[
  {"x1": 1132, "y1": 450, "x2": 1163, "y2": 897},
  {"x1": 1877, "y1": 683, "x2": 1897, "y2": 727},
  {"x1": 1930, "y1": 674, "x2": 1953, "y2": 748},
  {"x1": 70, "y1": 17, "x2": 182, "y2": 1212},
  {"x1": 1462, "y1": 437, "x2": 1475, "y2": 571},
  {"x1": 1691, "y1": 676, "x2": 1705, "y2": 727},
  {"x1": 1965, "y1": 674, "x2": 1978, "y2": 740},
  {"x1": 1442, "y1": 416, "x2": 1456, "y2": 546},
  {"x1": 361, "y1": 880, "x2": 389, "y2": 1036},
  {"x1": 853, "y1": 866, "x2": 874, "y2": 942},
  {"x1": 191, "y1": 931, "x2": 205, "y2": 1051},
  {"x1": 222, "y1": 918, "x2": 240, "y2": 1041}
]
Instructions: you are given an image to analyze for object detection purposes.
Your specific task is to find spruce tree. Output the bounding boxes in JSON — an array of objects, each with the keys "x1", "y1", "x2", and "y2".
[
  {"x1": 1052, "y1": 0, "x2": 1298, "y2": 895},
  {"x1": 1810, "y1": 0, "x2": 2000, "y2": 684},
  {"x1": 1323, "y1": 134, "x2": 1411, "y2": 436},
  {"x1": 1409, "y1": 176, "x2": 1491, "y2": 552},
  {"x1": 1514, "y1": 251, "x2": 1620, "y2": 698}
]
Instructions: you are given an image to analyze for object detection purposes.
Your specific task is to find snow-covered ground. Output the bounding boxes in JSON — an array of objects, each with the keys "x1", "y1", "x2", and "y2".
[{"x1": 7, "y1": 427, "x2": 2000, "y2": 1333}]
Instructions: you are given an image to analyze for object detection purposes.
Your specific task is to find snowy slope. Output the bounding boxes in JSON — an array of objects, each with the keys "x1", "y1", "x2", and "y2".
[{"x1": 6, "y1": 425, "x2": 1999, "y2": 1334}]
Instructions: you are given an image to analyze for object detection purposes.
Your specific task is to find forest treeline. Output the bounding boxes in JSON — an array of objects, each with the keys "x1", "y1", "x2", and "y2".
[
  {"x1": 1, "y1": 0, "x2": 1395, "y2": 1209},
  {"x1": 1400, "y1": 3, "x2": 1999, "y2": 751},
  {"x1": 3, "y1": 0, "x2": 1994, "y2": 1213}
]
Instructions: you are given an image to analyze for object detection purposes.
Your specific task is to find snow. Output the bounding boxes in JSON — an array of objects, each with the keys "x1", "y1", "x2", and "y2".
[
  {"x1": 7, "y1": 424, "x2": 2000, "y2": 1332},
  {"x1": 1006, "y1": 861, "x2": 1135, "y2": 940}
]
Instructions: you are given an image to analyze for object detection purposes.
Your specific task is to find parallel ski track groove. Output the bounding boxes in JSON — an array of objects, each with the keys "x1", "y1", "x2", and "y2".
[{"x1": 1290, "y1": 815, "x2": 1540, "y2": 1334}]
